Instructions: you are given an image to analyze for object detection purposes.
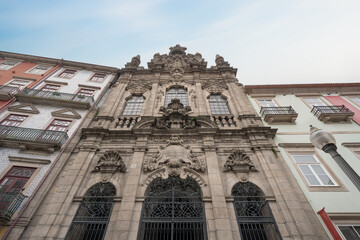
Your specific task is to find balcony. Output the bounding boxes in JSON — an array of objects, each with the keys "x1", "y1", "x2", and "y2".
[
  {"x1": 0, "y1": 125, "x2": 68, "y2": 153},
  {"x1": 0, "y1": 85, "x2": 21, "y2": 100},
  {"x1": 116, "y1": 116, "x2": 141, "y2": 129},
  {"x1": 311, "y1": 105, "x2": 354, "y2": 123},
  {"x1": 260, "y1": 106, "x2": 298, "y2": 123},
  {"x1": 15, "y1": 88, "x2": 94, "y2": 109},
  {"x1": 0, "y1": 192, "x2": 27, "y2": 223}
]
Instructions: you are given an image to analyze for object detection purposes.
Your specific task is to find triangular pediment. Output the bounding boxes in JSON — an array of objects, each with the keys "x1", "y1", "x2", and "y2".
[
  {"x1": 125, "y1": 82, "x2": 152, "y2": 95},
  {"x1": 51, "y1": 108, "x2": 81, "y2": 119},
  {"x1": 202, "y1": 82, "x2": 228, "y2": 94},
  {"x1": 8, "y1": 103, "x2": 39, "y2": 114}
]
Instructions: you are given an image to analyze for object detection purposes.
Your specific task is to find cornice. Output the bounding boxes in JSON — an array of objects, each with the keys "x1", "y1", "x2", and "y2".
[{"x1": 0, "y1": 51, "x2": 119, "y2": 73}]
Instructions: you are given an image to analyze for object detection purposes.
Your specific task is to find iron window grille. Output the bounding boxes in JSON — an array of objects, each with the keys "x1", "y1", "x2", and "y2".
[
  {"x1": 232, "y1": 182, "x2": 282, "y2": 240},
  {"x1": 165, "y1": 88, "x2": 188, "y2": 107},
  {"x1": 66, "y1": 182, "x2": 116, "y2": 240},
  {"x1": 138, "y1": 177, "x2": 207, "y2": 240},
  {"x1": 122, "y1": 96, "x2": 144, "y2": 116},
  {"x1": 260, "y1": 106, "x2": 296, "y2": 117},
  {"x1": 209, "y1": 95, "x2": 231, "y2": 115}
]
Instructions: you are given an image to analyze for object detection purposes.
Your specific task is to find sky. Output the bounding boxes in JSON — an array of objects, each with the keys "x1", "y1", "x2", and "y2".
[{"x1": 0, "y1": 0, "x2": 359, "y2": 85}]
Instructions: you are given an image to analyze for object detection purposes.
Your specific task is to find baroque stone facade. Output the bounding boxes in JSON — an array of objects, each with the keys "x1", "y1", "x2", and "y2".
[{"x1": 8, "y1": 46, "x2": 329, "y2": 239}]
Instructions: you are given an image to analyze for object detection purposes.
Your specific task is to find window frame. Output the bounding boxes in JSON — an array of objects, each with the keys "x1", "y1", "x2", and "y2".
[
  {"x1": 57, "y1": 69, "x2": 77, "y2": 79},
  {"x1": 5, "y1": 78, "x2": 34, "y2": 90},
  {"x1": 40, "y1": 84, "x2": 61, "y2": 92},
  {"x1": 0, "y1": 59, "x2": 22, "y2": 71},
  {"x1": 122, "y1": 95, "x2": 145, "y2": 116},
  {"x1": 88, "y1": 73, "x2": 107, "y2": 83},
  {"x1": 164, "y1": 87, "x2": 189, "y2": 107},
  {"x1": 208, "y1": 94, "x2": 231, "y2": 115},
  {"x1": 26, "y1": 64, "x2": 53, "y2": 75},
  {"x1": 283, "y1": 147, "x2": 346, "y2": 192},
  {"x1": 0, "y1": 114, "x2": 28, "y2": 127},
  {"x1": 46, "y1": 119, "x2": 73, "y2": 132}
]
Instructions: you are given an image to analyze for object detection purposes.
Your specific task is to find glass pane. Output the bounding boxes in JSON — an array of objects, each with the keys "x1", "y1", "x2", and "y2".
[
  {"x1": 317, "y1": 175, "x2": 334, "y2": 186},
  {"x1": 311, "y1": 165, "x2": 326, "y2": 175},
  {"x1": 292, "y1": 155, "x2": 317, "y2": 163},
  {"x1": 339, "y1": 226, "x2": 360, "y2": 240},
  {"x1": 298, "y1": 165, "x2": 312, "y2": 174},
  {"x1": 299, "y1": 165, "x2": 320, "y2": 185}
]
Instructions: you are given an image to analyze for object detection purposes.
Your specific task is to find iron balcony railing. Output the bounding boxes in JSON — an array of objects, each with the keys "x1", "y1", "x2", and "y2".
[
  {"x1": 17, "y1": 88, "x2": 94, "y2": 105},
  {"x1": 311, "y1": 105, "x2": 353, "y2": 117},
  {"x1": 0, "y1": 192, "x2": 27, "y2": 222},
  {"x1": 260, "y1": 106, "x2": 297, "y2": 117},
  {"x1": 0, "y1": 125, "x2": 68, "y2": 146},
  {"x1": 0, "y1": 85, "x2": 21, "y2": 98}
]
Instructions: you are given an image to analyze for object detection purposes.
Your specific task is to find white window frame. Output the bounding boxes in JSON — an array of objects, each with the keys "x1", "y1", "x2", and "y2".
[
  {"x1": 6, "y1": 79, "x2": 33, "y2": 90},
  {"x1": 57, "y1": 69, "x2": 77, "y2": 79},
  {"x1": 26, "y1": 64, "x2": 53, "y2": 75},
  {"x1": 89, "y1": 73, "x2": 107, "y2": 83},
  {"x1": 303, "y1": 98, "x2": 327, "y2": 108},
  {"x1": 0, "y1": 59, "x2": 22, "y2": 71},
  {"x1": 291, "y1": 154, "x2": 338, "y2": 187}
]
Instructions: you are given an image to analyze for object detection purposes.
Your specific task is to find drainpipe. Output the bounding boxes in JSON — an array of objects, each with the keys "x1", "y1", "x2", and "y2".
[
  {"x1": 2, "y1": 72, "x2": 119, "y2": 240},
  {"x1": 317, "y1": 208, "x2": 342, "y2": 240}
]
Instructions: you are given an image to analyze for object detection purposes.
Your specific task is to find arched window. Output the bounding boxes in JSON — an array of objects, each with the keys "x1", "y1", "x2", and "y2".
[
  {"x1": 232, "y1": 182, "x2": 282, "y2": 240},
  {"x1": 138, "y1": 177, "x2": 207, "y2": 240},
  {"x1": 165, "y1": 88, "x2": 188, "y2": 106},
  {"x1": 122, "y1": 96, "x2": 144, "y2": 115},
  {"x1": 209, "y1": 95, "x2": 230, "y2": 114},
  {"x1": 66, "y1": 182, "x2": 116, "y2": 240}
]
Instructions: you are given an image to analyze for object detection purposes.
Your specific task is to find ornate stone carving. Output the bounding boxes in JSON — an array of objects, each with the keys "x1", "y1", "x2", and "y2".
[
  {"x1": 215, "y1": 54, "x2": 231, "y2": 68},
  {"x1": 125, "y1": 55, "x2": 141, "y2": 69},
  {"x1": 94, "y1": 151, "x2": 126, "y2": 173},
  {"x1": 126, "y1": 82, "x2": 152, "y2": 95},
  {"x1": 143, "y1": 135, "x2": 206, "y2": 179},
  {"x1": 224, "y1": 150, "x2": 258, "y2": 173},
  {"x1": 148, "y1": 45, "x2": 207, "y2": 78},
  {"x1": 153, "y1": 99, "x2": 196, "y2": 129}
]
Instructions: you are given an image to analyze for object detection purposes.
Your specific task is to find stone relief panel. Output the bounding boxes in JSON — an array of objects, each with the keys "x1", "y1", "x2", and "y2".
[
  {"x1": 93, "y1": 150, "x2": 127, "y2": 173},
  {"x1": 224, "y1": 150, "x2": 258, "y2": 173},
  {"x1": 143, "y1": 135, "x2": 206, "y2": 179}
]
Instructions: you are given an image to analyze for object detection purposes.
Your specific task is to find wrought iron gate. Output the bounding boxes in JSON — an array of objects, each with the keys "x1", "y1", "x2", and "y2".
[
  {"x1": 232, "y1": 182, "x2": 282, "y2": 240},
  {"x1": 138, "y1": 177, "x2": 207, "y2": 240},
  {"x1": 65, "y1": 182, "x2": 116, "y2": 240}
]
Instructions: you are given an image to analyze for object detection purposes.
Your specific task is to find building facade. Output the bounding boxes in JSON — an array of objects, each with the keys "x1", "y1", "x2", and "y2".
[
  {"x1": 5, "y1": 46, "x2": 330, "y2": 239},
  {"x1": 245, "y1": 83, "x2": 360, "y2": 239},
  {"x1": 0, "y1": 52, "x2": 117, "y2": 237}
]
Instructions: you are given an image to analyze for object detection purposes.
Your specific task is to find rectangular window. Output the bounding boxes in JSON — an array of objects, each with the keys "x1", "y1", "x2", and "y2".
[
  {"x1": 258, "y1": 99, "x2": 278, "y2": 108},
  {"x1": 0, "y1": 166, "x2": 36, "y2": 211},
  {"x1": 349, "y1": 96, "x2": 360, "y2": 107},
  {"x1": 77, "y1": 88, "x2": 95, "y2": 96},
  {"x1": 303, "y1": 98, "x2": 327, "y2": 108},
  {"x1": 291, "y1": 154, "x2": 336, "y2": 186},
  {"x1": 0, "y1": 114, "x2": 28, "y2": 127},
  {"x1": 6, "y1": 79, "x2": 32, "y2": 90},
  {"x1": 338, "y1": 225, "x2": 360, "y2": 239},
  {"x1": 40, "y1": 84, "x2": 60, "y2": 92},
  {"x1": 27, "y1": 64, "x2": 52, "y2": 75},
  {"x1": 59, "y1": 69, "x2": 76, "y2": 78},
  {"x1": 89, "y1": 73, "x2": 106, "y2": 83},
  {"x1": 46, "y1": 119, "x2": 72, "y2": 132},
  {"x1": 0, "y1": 59, "x2": 21, "y2": 71}
]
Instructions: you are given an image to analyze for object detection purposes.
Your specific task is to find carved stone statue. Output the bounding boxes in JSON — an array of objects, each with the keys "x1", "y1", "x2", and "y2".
[
  {"x1": 143, "y1": 135, "x2": 206, "y2": 179},
  {"x1": 94, "y1": 150, "x2": 127, "y2": 173},
  {"x1": 215, "y1": 54, "x2": 230, "y2": 68},
  {"x1": 224, "y1": 150, "x2": 257, "y2": 173}
]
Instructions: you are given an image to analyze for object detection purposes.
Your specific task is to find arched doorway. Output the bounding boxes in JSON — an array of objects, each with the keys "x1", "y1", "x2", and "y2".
[
  {"x1": 232, "y1": 182, "x2": 282, "y2": 240},
  {"x1": 138, "y1": 177, "x2": 207, "y2": 240},
  {"x1": 65, "y1": 182, "x2": 116, "y2": 240}
]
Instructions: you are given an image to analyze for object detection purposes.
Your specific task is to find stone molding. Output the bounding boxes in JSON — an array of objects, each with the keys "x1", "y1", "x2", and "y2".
[
  {"x1": 8, "y1": 103, "x2": 40, "y2": 114},
  {"x1": 8, "y1": 156, "x2": 51, "y2": 165},
  {"x1": 51, "y1": 108, "x2": 81, "y2": 119}
]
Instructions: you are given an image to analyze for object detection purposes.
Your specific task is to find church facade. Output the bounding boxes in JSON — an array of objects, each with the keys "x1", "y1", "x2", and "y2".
[{"x1": 8, "y1": 46, "x2": 329, "y2": 239}]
